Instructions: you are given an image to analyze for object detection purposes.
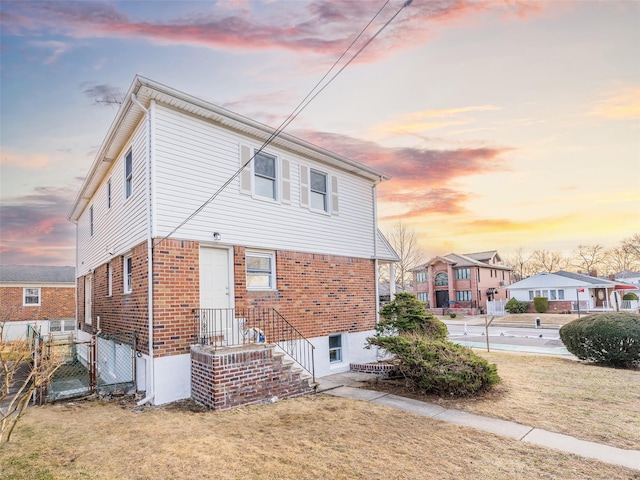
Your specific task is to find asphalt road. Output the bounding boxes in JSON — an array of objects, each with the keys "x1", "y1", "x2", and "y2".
[{"x1": 443, "y1": 321, "x2": 572, "y2": 356}]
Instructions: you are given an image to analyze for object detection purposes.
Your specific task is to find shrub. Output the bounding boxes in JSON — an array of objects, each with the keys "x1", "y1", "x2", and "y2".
[
  {"x1": 533, "y1": 297, "x2": 548, "y2": 313},
  {"x1": 505, "y1": 297, "x2": 529, "y2": 314},
  {"x1": 377, "y1": 292, "x2": 448, "y2": 340},
  {"x1": 623, "y1": 292, "x2": 638, "y2": 301},
  {"x1": 367, "y1": 334, "x2": 500, "y2": 396},
  {"x1": 559, "y1": 312, "x2": 640, "y2": 368},
  {"x1": 449, "y1": 313, "x2": 457, "y2": 319}
]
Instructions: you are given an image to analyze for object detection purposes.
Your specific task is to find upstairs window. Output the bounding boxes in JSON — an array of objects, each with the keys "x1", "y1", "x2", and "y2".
[
  {"x1": 23, "y1": 288, "x2": 41, "y2": 306},
  {"x1": 455, "y1": 268, "x2": 470, "y2": 279},
  {"x1": 124, "y1": 150, "x2": 133, "y2": 199},
  {"x1": 246, "y1": 251, "x2": 276, "y2": 290},
  {"x1": 416, "y1": 272, "x2": 427, "y2": 283},
  {"x1": 310, "y1": 169, "x2": 328, "y2": 212},
  {"x1": 435, "y1": 272, "x2": 448, "y2": 286},
  {"x1": 254, "y1": 151, "x2": 277, "y2": 200}
]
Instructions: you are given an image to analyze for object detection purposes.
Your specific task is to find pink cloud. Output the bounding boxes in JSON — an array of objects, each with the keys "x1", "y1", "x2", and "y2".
[{"x1": 3, "y1": 1, "x2": 552, "y2": 61}]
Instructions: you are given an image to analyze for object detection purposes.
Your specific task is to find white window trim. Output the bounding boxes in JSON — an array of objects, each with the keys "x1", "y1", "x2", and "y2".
[
  {"x1": 246, "y1": 250, "x2": 276, "y2": 290},
  {"x1": 329, "y1": 333, "x2": 343, "y2": 364},
  {"x1": 252, "y1": 150, "x2": 279, "y2": 203},
  {"x1": 107, "y1": 262, "x2": 113, "y2": 297},
  {"x1": 23, "y1": 287, "x2": 41, "y2": 306},
  {"x1": 309, "y1": 168, "x2": 329, "y2": 214},
  {"x1": 124, "y1": 149, "x2": 133, "y2": 201},
  {"x1": 124, "y1": 254, "x2": 132, "y2": 294}
]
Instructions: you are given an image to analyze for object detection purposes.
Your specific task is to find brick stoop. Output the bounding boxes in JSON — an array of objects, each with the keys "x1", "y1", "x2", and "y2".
[
  {"x1": 349, "y1": 362, "x2": 395, "y2": 375},
  {"x1": 191, "y1": 344, "x2": 314, "y2": 411}
]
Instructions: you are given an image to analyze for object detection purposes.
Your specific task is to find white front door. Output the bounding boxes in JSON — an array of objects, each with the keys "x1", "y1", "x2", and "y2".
[
  {"x1": 85, "y1": 275, "x2": 92, "y2": 325},
  {"x1": 199, "y1": 247, "x2": 230, "y2": 309}
]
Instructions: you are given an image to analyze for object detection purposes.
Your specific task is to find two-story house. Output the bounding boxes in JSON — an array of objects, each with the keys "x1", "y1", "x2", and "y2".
[
  {"x1": 0, "y1": 265, "x2": 76, "y2": 341},
  {"x1": 411, "y1": 251, "x2": 512, "y2": 314},
  {"x1": 68, "y1": 76, "x2": 398, "y2": 406}
]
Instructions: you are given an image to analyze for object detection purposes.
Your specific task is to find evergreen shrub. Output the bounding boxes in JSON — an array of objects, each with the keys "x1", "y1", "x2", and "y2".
[{"x1": 533, "y1": 296, "x2": 548, "y2": 313}]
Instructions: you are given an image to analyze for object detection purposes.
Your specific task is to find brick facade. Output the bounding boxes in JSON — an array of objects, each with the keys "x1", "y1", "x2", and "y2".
[
  {"x1": 78, "y1": 239, "x2": 376, "y2": 360},
  {"x1": 0, "y1": 286, "x2": 75, "y2": 322},
  {"x1": 191, "y1": 344, "x2": 313, "y2": 410}
]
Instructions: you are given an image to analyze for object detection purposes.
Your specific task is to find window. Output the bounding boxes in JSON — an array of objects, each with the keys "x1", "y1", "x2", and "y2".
[
  {"x1": 124, "y1": 150, "x2": 133, "y2": 199},
  {"x1": 417, "y1": 292, "x2": 429, "y2": 302},
  {"x1": 124, "y1": 255, "x2": 132, "y2": 294},
  {"x1": 455, "y1": 268, "x2": 470, "y2": 280},
  {"x1": 23, "y1": 288, "x2": 41, "y2": 306},
  {"x1": 246, "y1": 251, "x2": 276, "y2": 289},
  {"x1": 90, "y1": 205, "x2": 94, "y2": 236},
  {"x1": 529, "y1": 290, "x2": 534, "y2": 300},
  {"x1": 550, "y1": 290, "x2": 557, "y2": 300},
  {"x1": 558, "y1": 289, "x2": 565, "y2": 300},
  {"x1": 435, "y1": 272, "x2": 448, "y2": 286},
  {"x1": 416, "y1": 272, "x2": 427, "y2": 283},
  {"x1": 254, "y1": 151, "x2": 277, "y2": 200},
  {"x1": 329, "y1": 334, "x2": 342, "y2": 363},
  {"x1": 310, "y1": 169, "x2": 328, "y2": 212},
  {"x1": 107, "y1": 180, "x2": 112, "y2": 209},
  {"x1": 107, "y1": 262, "x2": 112, "y2": 296},
  {"x1": 50, "y1": 319, "x2": 75, "y2": 333},
  {"x1": 456, "y1": 290, "x2": 472, "y2": 302}
]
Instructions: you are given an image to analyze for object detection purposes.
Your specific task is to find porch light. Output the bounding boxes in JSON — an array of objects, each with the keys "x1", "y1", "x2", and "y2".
[{"x1": 213, "y1": 232, "x2": 222, "y2": 241}]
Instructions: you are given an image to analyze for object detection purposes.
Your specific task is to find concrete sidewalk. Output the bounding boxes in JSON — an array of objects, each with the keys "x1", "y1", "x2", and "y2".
[{"x1": 317, "y1": 372, "x2": 640, "y2": 471}]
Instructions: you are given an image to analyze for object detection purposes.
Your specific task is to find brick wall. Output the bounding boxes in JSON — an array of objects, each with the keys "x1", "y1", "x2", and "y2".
[
  {"x1": 191, "y1": 344, "x2": 313, "y2": 410},
  {"x1": 0, "y1": 286, "x2": 75, "y2": 322},
  {"x1": 234, "y1": 247, "x2": 377, "y2": 339}
]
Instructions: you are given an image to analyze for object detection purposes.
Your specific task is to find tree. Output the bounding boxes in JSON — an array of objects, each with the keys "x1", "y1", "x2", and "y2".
[
  {"x1": 572, "y1": 244, "x2": 607, "y2": 275},
  {"x1": 622, "y1": 233, "x2": 640, "y2": 264},
  {"x1": 503, "y1": 247, "x2": 535, "y2": 281},
  {"x1": 605, "y1": 245, "x2": 640, "y2": 275},
  {"x1": 385, "y1": 221, "x2": 425, "y2": 290},
  {"x1": 531, "y1": 249, "x2": 568, "y2": 273},
  {"x1": 1, "y1": 325, "x2": 63, "y2": 443}
]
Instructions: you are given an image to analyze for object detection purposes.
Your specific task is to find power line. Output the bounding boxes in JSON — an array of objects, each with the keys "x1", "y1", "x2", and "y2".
[{"x1": 154, "y1": 0, "x2": 413, "y2": 247}]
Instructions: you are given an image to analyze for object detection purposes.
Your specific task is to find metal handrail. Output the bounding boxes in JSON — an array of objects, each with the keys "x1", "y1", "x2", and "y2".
[{"x1": 193, "y1": 307, "x2": 315, "y2": 383}]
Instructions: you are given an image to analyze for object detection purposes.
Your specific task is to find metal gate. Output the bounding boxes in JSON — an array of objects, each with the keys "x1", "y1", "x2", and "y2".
[{"x1": 36, "y1": 332, "x2": 136, "y2": 404}]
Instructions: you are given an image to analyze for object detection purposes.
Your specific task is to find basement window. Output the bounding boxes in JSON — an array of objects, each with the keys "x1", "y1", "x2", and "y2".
[{"x1": 329, "y1": 334, "x2": 342, "y2": 363}]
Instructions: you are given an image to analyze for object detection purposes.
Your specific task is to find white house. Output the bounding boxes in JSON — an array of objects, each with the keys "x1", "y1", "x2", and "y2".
[
  {"x1": 507, "y1": 271, "x2": 638, "y2": 313},
  {"x1": 68, "y1": 76, "x2": 398, "y2": 407}
]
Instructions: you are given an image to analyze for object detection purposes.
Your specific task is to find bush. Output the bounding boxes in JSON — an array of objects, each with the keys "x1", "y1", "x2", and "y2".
[
  {"x1": 449, "y1": 313, "x2": 457, "y2": 319},
  {"x1": 623, "y1": 292, "x2": 638, "y2": 301},
  {"x1": 367, "y1": 334, "x2": 500, "y2": 396},
  {"x1": 505, "y1": 297, "x2": 529, "y2": 314},
  {"x1": 559, "y1": 312, "x2": 640, "y2": 368},
  {"x1": 377, "y1": 292, "x2": 448, "y2": 340},
  {"x1": 533, "y1": 297, "x2": 548, "y2": 313}
]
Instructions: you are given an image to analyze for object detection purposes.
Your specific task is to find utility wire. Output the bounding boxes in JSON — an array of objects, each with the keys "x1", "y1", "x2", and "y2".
[{"x1": 154, "y1": 0, "x2": 412, "y2": 247}]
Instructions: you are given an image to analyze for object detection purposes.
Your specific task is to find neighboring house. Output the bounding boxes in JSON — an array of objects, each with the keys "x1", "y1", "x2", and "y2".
[
  {"x1": 68, "y1": 76, "x2": 398, "y2": 407},
  {"x1": 506, "y1": 270, "x2": 639, "y2": 313},
  {"x1": 0, "y1": 265, "x2": 76, "y2": 341},
  {"x1": 614, "y1": 270, "x2": 640, "y2": 290},
  {"x1": 411, "y1": 251, "x2": 512, "y2": 314}
]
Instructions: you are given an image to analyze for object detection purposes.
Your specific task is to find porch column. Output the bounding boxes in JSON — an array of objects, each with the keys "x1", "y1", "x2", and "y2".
[
  {"x1": 427, "y1": 264, "x2": 434, "y2": 307},
  {"x1": 389, "y1": 262, "x2": 396, "y2": 300},
  {"x1": 447, "y1": 263, "x2": 455, "y2": 307}
]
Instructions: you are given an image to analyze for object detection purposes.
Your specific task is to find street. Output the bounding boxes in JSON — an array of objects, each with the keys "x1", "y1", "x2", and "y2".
[{"x1": 443, "y1": 320, "x2": 572, "y2": 356}]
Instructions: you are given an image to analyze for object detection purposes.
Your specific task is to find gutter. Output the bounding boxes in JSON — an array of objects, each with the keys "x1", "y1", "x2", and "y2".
[{"x1": 131, "y1": 93, "x2": 155, "y2": 406}]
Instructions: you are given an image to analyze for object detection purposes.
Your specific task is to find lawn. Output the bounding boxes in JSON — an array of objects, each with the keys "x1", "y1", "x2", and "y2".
[
  {"x1": 366, "y1": 350, "x2": 640, "y2": 450},
  {"x1": 1, "y1": 396, "x2": 639, "y2": 480}
]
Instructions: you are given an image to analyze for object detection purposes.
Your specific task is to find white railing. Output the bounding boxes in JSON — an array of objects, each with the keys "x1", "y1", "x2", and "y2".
[{"x1": 486, "y1": 300, "x2": 507, "y2": 316}]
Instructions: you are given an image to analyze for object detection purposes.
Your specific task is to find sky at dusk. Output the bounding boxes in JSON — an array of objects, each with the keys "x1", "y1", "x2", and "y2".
[{"x1": 1, "y1": 0, "x2": 639, "y2": 267}]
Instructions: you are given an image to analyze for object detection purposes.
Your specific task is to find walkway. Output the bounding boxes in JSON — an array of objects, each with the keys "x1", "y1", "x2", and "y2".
[{"x1": 317, "y1": 372, "x2": 640, "y2": 471}]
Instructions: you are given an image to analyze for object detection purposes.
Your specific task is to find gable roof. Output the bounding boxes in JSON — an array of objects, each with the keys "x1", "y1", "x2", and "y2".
[
  {"x1": 69, "y1": 76, "x2": 390, "y2": 221},
  {"x1": 411, "y1": 251, "x2": 512, "y2": 271},
  {"x1": 0, "y1": 265, "x2": 75, "y2": 284},
  {"x1": 507, "y1": 271, "x2": 620, "y2": 290}
]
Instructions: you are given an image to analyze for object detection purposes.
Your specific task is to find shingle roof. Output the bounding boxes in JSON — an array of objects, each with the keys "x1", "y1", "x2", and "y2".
[
  {"x1": 554, "y1": 270, "x2": 617, "y2": 286},
  {"x1": 0, "y1": 265, "x2": 75, "y2": 283}
]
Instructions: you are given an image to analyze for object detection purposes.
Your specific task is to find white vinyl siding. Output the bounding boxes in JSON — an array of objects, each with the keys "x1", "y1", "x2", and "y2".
[
  {"x1": 75, "y1": 119, "x2": 148, "y2": 277},
  {"x1": 153, "y1": 105, "x2": 375, "y2": 259}
]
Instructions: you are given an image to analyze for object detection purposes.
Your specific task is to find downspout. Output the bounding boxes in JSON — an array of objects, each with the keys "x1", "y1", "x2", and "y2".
[
  {"x1": 372, "y1": 179, "x2": 380, "y2": 324},
  {"x1": 131, "y1": 93, "x2": 155, "y2": 406}
]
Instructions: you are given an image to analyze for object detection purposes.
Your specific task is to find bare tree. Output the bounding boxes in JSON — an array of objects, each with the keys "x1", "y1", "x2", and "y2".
[
  {"x1": 572, "y1": 244, "x2": 607, "y2": 275},
  {"x1": 531, "y1": 249, "x2": 568, "y2": 273},
  {"x1": 1, "y1": 326, "x2": 63, "y2": 444},
  {"x1": 622, "y1": 233, "x2": 640, "y2": 263},
  {"x1": 503, "y1": 248, "x2": 535, "y2": 281},
  {"x1": 386, "y1": 221, "x2": 425, "y2": 290},
  {"x1": 604, "y1": 246, "x2": 639, "y2": 275}
]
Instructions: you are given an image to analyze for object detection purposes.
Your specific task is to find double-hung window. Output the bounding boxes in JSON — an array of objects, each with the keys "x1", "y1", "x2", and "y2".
[
  {"x1": 455, "y1": 268, "x2": 470, "y2": 280},
  {"x1": 23, "y1": 288, "x2": 41, "y2": 306},
  {"x1": 124, "y1": 255, "x2": 132, "y2": 294},
  {"x1": 124, "y1": 150, "x2": 133, "y2": 200},
  {"x1": 456, "y1": 290, "x2": 472, "y2": 302},
  {"x1": 254, "y1": 152, "x2": 277, "y2": 200},
  {"x1": 310, "y1": 169, "x2": 328, "y2": 212},
  {"x1": 246, "y1": 251, "x2": 276, "y2": 290},
  {"x1": 329, "y1": 334, "x2": 342, "y2": 363}
]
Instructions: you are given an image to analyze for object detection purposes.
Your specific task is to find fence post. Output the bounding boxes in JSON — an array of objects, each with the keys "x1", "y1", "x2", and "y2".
[{"x1": 89, "y1": 335, "x2": 97, "y2": 395}]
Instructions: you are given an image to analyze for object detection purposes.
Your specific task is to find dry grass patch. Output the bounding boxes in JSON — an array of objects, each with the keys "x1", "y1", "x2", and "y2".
[
  {"x1": 1, "y1": 396, "x2": 639, "y2": 480},
  {"x1": 367, "y1": 351, "x2": 640, "y2": 449}
]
